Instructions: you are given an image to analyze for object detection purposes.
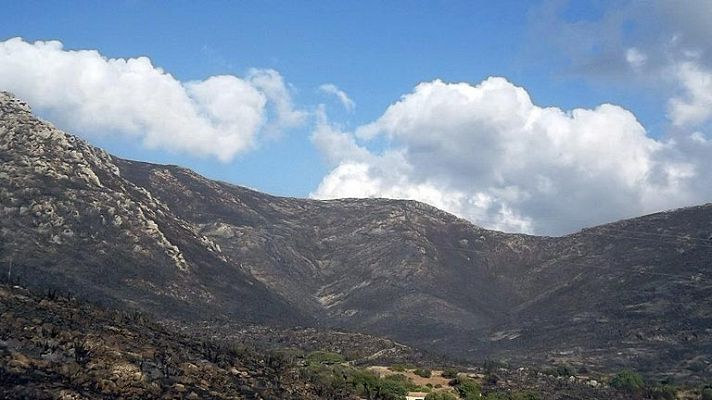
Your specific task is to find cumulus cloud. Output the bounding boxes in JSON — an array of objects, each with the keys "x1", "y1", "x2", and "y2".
[
  {"x1": 668, "y1": 61, "x2": 712, "y2": 127},
  {"x1": 312, "y1": 77, "x2": 710, "y2": 235},
  {"x1": 319, "y1": 83, "x2": 355, "y2": 112},
  {"x1": 0, "y1": 37, "x2": 305, "y2": 161}
]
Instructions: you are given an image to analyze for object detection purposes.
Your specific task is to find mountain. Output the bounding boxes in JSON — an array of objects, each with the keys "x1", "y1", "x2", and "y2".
[
  {"x1": 0, "y1": 91, "x2": 305, "y2": 325},
  {"x1": 1, "y1": 91, "x2": 710, "y2": 382}
]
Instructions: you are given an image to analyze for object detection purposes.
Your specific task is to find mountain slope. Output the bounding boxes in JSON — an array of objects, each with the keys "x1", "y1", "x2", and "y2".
[
  {"x1": 1, "y1": 92, "x2": 710, "y2": 380},
  {"x1": 0, "y1": 91, "x2": 305, "y2": 325}
]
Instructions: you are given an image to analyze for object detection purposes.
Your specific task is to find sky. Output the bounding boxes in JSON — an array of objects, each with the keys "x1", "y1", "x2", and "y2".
[{"x1": 1, "y1": 0, "x2": 711, "y2": 235}]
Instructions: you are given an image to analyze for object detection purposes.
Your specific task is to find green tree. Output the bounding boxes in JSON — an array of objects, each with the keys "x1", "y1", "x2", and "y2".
[
  {"x1": 453, "y1": 377, "x2": 481, "y2": 400},
  {"x1": 377, "y1": 379, "x2": 408, "y2": 400},
  {"x1": 352, "y1": 369, "x2": 381, "y2": 400}
]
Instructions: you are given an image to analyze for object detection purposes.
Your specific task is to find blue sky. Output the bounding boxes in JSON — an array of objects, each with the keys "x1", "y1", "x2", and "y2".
[{"x1": 2, "y1": 1, "x2": 711, "y2": 234}]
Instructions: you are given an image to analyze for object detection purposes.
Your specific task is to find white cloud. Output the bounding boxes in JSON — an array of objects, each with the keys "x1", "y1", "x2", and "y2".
[
  {"x1": 668, "y1": 61, "x2": 712, "y2": 127},
  {"x1": 312, "y1": 77, "x2": 708, "y2": 235},
  {"x1": 319, "y1": 83, "x2": 355, "y2": 112},
  {"x1": 0, "y1": 37, "x2": 304, "y2": 161},
  {"x1": 625, "y1": 47, "x2": 647, "y2": 69}
]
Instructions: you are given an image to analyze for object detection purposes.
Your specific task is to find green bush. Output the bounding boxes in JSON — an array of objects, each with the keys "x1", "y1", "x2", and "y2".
[
  {"x1": 543, "y1": 365, "x2": 574, "y2": 377},
  {"x1": 301, "y1": 364, "x2": 354, "y2": 397},
  {"x1": 383, "y1": 373, "x2": 417, "y2": 391},
  {"x1": 378, "y1": 379, "x2": 409, "y2": 400},
  {"x1": 610, "y1": 370, "x2": 645, "y2": 393},
  {"x1": 452, "y1": 377, "x2": 481, "y2": 400},
  {"x1": 441, "y1": 368, "x2": 458, "y2": 379},
  {"x1": 351, "y1": 369, "x2": 381, "y2": 399},
  {"x1": 389, "y1": 364, "x2": 407, "y2": 372},
  {"x1": 425, "y1": 392, "x2": 458, "y2": 400},
  {"x1": 555, "y1": 364, "x2": 574, "y2": 377},
  {"x1": 414, "y1": 368, "x2": 432, "y2": 378}
]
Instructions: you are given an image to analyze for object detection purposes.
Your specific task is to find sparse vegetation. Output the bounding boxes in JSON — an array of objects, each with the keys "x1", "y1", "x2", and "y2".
[
  {"x1": 610, "y1": 370, "x2": 645, "y2": 393},
  {"x1": 644, "y1": 384, "x2": 677, "y2": 400}
]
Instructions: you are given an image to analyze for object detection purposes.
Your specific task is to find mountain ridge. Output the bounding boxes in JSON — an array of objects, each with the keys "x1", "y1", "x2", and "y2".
[{"x1": 1, "y1": 91, "x2": 710, "y2": 382}]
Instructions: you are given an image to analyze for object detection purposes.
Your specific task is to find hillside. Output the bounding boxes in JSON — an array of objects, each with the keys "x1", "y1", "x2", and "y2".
[
  {"x1": 0, "y1": 282, "x2": 329, "y2": 399},
  {"x1": 1, "y1": 91, "x2": 710, "y2": 382},
  {"x1": 8, "y1": 282, "x2": 687, "y2": 400}
]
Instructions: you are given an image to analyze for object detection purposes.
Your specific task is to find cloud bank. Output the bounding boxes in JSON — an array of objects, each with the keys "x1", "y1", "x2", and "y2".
[
  {"x1": 311, "y1": 77, "x2": 711, "y2": 235},
  {"x1": 312, "y1": 1, "x2": 712, "y2": 235},
  {"x1": 0, "y1": 37, "x2": 305, "y2": 161}
]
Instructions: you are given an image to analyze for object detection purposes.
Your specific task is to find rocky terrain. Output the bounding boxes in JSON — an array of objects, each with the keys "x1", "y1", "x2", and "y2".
[
  {"x1": 1, "y1": 91, "x2": 711, "y2": 386},
  {"x1": 7, "y1": 282, "x2": 700, "y2": 400},
  {"x1": 0, "y1": 283, "x2": 325, "y2": 399}
]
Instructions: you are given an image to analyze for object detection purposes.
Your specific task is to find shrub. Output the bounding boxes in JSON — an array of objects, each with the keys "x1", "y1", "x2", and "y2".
[
  {"x1": 389, "y1": 364, "x2": 407, "y2": 372},
  {"x1": 351, "y1": 369, "x2": 380, "y2": 398},
  {"x1": 645, "y1": 384, "x2": 676, "y2": 400},
  {"x1": 384, "y1": 373, "x2": 417, "y2": 391},
  {"x1": 378, "y1": 379, "x2": 409, "y2": 400},
  {"x1": 425, "y1": 392, "x2": 458, "y2": 400},
  {"x1": 483, "y1": 359, "x2": 509, "y2": 373},
  {"x1": 414, "y1": 368, "x2": 432, "y2": 378},
  {"x1": 610, "y1": 370, "x2": 645, "y2": 393},
  {"x1": 453, "y1": 377, "x2": 481, "y2": 400},
  {"x1": 555, "y1": 364, "x2": 574, "y2": 377},
  {"x1": 441, "y1": 368, "x2": 458, "y2": 379},
  {"x1": 73, "y1": 339, "x2": 91, "y2": 364}
]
